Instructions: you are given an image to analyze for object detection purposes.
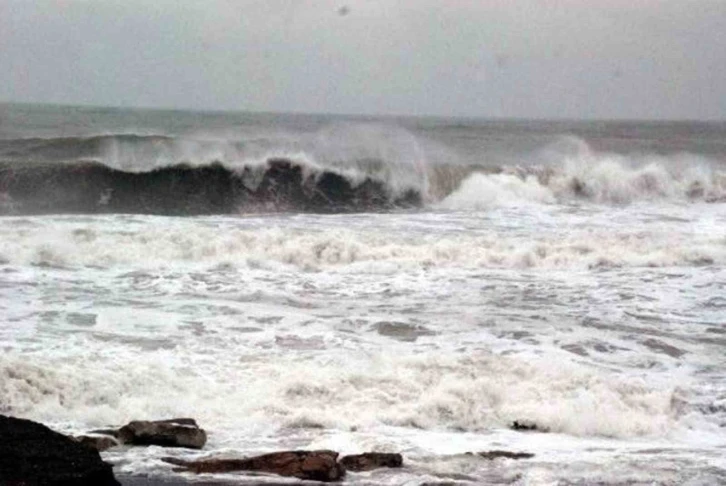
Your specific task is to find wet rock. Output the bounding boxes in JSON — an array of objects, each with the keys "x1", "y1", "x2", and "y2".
[
  {"x1": 72, "y1": 434, "x2": 121, "y2": 452},
  {"x1": 164, "y1": 450, "x2": 345, "y2": 482},
  {"x1": 118, "y1": 418, "x2": 207, "y2": 449},
  {"x1": 511, "y1": 420, "x2": 547, "y2": 432},
  {"x1": 340, "y1": 452, "x2": 403, "y2": 471},
  {"x1": 471, "y1": 450, "x2": 534, "y2": 460},
  {"x1": 0, "y1": 414, "x2": 119, "y2": 485}
]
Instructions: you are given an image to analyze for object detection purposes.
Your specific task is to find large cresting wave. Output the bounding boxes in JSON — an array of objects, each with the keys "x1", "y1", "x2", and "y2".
[
  {"x1": 1, "y1": 132, "x2": 725, "y2": 215},
  {"x1": 0, "y1": 128, "x2": 429, "y2": 215},
  {"x1": 0, "y1": 158, "x2": 422, "y2": 215}
]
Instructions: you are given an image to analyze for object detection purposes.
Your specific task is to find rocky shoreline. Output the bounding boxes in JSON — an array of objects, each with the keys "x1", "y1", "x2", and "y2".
[{"x1": 1, "y1": 414, "x2": 535, "y2": 485}]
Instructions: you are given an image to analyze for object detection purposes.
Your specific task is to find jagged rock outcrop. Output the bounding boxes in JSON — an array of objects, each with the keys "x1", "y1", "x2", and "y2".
[
  {"x1": 340, "y1": 452, "x2": 403, "y2": 471},
  {"x1": 72, "y1": 434, "x2": 121, "y2": 452},
  {"x1": 164, "y1": 450, "x2": 345, "y2": 482},
  {"x1": 0, "y1": 414, "x2": 119, "y2": 486},
  {"x1": 117, "y1": 418, "x2": 207, "y2": 449}
]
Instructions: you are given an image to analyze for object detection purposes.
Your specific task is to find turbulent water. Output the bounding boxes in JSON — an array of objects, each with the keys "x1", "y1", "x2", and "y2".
[{"x1": 1, "y1": 103, "x2": 725, "y2": 485}]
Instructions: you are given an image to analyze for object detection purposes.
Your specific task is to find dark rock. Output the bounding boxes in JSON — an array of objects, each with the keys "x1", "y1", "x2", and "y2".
[
  {"x1": 339, "y1": 452, "x2": 403, "y2": 472},
  {"x1": 117, "y1": 418, "x2": 206, "y2": 449},
  {"x1": 72, "y1": 434, "x2": 121, "y2": 452},
  {"x1": 471, "y1": 450, "x2": 534, "y2": 460},
  {"x1": 0, "y1": 414, "x2": 119, "y2": 485},
  {"x1": 164, "y1": 450, "x2": 345, "y2": 482},
  {"x1": 511, "y1": 420, "x2": 546, "y2": 432}
]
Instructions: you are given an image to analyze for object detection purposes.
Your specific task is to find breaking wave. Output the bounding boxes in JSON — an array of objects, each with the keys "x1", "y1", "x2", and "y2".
[
  {"x1": 0, "y1": 349, "x2": 680, "y2": 439},
  {"x1": 1, "y1": 220, "x2": 723, "y2": 270},
  {"x1": 0, "y1": 158, "x2": 421, "y2": 215},
  {"x1": 1, "y1": 132, "x2": 725, "y2": 215},
  {"x1": 0, "y1": 127, "x2": 429, "y2": 215},
  {"x1": 440, "y1": 138, "x2": 726, "y2": 208}
]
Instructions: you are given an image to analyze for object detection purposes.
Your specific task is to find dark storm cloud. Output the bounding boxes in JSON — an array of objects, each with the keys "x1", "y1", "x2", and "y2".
[{"x1": 1, "y1": 0, "x2": 724, "y2": 119}]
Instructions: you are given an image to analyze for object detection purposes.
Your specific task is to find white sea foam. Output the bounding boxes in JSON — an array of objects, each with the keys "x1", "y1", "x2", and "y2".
[
  {"x1": 440, "y1": 140, "x2": 726, "y2": 208},
  {"x1": 0, "y1": 214, "x2": 723, "y2": 270},
  {"x1": 4, "y1": 107, "x2": 726, "y2": 485},
  {"x1": 1, "y1": 209, "x2": 724, "y2": 482},
  {"x1": 0, "y1": 347, "x2": 682, "y2": 440},
  {"x1": 438, "y1": 173, "x2": 556, "y2": 208}
]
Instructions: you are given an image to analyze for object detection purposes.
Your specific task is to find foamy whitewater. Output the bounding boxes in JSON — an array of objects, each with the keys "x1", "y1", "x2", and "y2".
[{"x1": 1, "y1": 104, "x2": 725, "y2": 485}]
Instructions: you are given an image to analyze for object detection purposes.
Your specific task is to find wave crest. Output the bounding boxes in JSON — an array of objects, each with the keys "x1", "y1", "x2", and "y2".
[
  {"x1": 0, "y1": 158, "x2": 421, "y2": 215},
  {"x1": 440, "y1": 140, "x2": 726, "y2": 208},
  {"x1": 2, "y1": 133, "x2": 725, "y2": 214}
]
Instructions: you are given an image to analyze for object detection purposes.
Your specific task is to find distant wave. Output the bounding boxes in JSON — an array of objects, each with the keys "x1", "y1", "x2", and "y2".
[
  {"x1": 0, "y1": 134, "x2": 175, "y2": 162},
  {"x1": 0, "y1": 159, "x2": 421, "y2": 215}
]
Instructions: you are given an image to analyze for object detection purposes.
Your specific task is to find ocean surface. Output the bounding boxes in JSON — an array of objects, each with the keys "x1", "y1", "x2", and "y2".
[{"x1": 1, "y1": 103, "x2": 725, "y2": 485}]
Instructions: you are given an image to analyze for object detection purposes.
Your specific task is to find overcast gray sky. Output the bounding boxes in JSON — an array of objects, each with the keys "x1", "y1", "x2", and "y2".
[{"x1": 1, "y1": 0, "x2": 724, "y2": 119}]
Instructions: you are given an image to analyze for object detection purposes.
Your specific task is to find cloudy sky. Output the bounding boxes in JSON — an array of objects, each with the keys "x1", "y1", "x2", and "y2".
[{"x1": 1, "y1": 0, "x2": 724, "y2": 119}]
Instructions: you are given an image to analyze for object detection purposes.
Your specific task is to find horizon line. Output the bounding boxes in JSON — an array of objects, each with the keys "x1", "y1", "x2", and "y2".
[{"x1": 2, "y1": 100, "x2": 724, "y2": 124}]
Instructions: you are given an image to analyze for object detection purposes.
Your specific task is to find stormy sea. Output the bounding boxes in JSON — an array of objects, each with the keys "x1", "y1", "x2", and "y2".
[{"x1": 1, "y1": 103, "x2": 725, "y2": 485}]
